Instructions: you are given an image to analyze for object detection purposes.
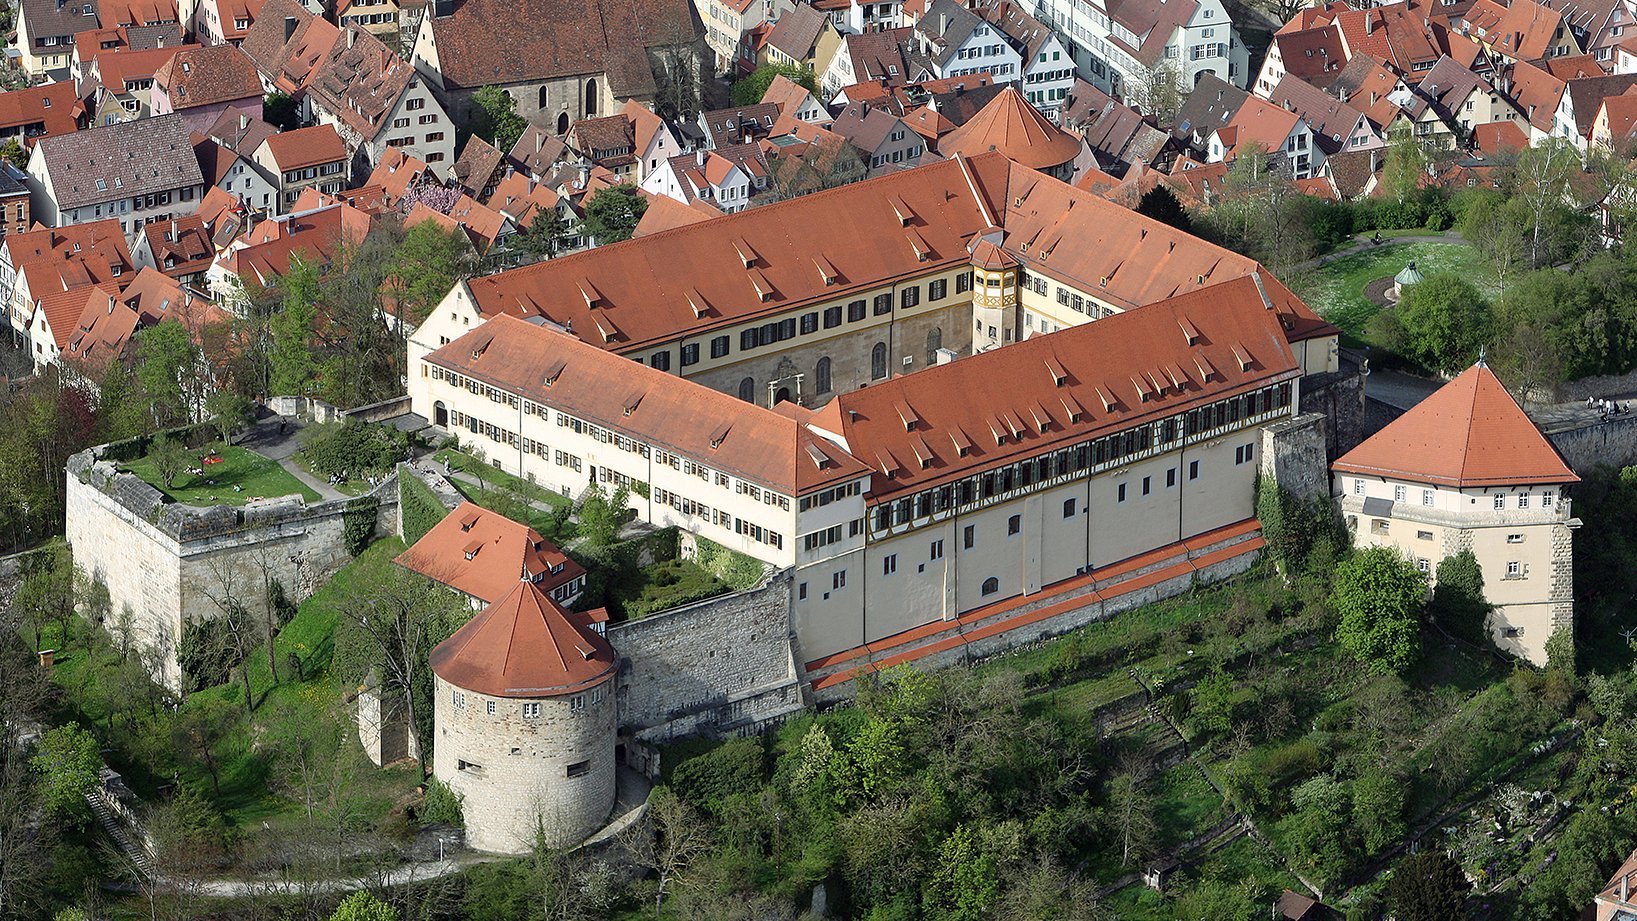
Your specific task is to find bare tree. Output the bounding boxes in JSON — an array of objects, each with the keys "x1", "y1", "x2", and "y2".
[
  {"x1": 620, "y1": 786, "x2": 711, "y2": 916},
  {"x1": 196, "y1": 557, "x2": 261, "y2": 711},
  {"x1": 340, "y1": 564, "x2": 464, "y2": 776}
]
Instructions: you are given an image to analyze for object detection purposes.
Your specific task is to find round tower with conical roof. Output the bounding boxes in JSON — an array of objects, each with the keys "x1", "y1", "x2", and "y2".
[{"x1": 430, "y1": 579, "x2": 618, "y2": 853}]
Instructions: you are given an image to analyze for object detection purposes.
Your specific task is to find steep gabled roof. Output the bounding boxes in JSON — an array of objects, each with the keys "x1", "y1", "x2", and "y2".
[
  {"x1": 422, "y1": 0, "x2": 698, "y2": 97},
  {"x1": 1268, "y1": 73, "x2": 1368, "y2": 155},
  {"x1": 37, "y1": 114, "x2": 203, "y2": 209},
  {"x1": 765, "y1": 2, "x2": 828, "y2": 60},
  {"x1": 0, "y1": 81, "x2": 84, "y2": 138},
  {"x1": 429, "y1": 579, "x2": 616, "y2": 698},
  {"x1": 155, "y1": 45, "x2": 261, "y2": 109},
  {"x1": 1271, "y1": 25, "x2": 1347, "y2": 88},
  {"x1": 396, "y1": 500, "x2": 584, "y2": 604},
  {"x1": 1333, "y1": 363, "x2": 1577, "y2": 487}
]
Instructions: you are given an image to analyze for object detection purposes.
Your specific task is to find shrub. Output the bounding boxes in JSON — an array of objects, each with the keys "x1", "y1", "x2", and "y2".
[
  {"x1": 342, "y1": 496, "x2": 380, "y2": 556},
  {"x1": 670, "y1": 737, "x2": 765, "y2": 813},
  {"x1": 420, "y1": 778, "x2": 464, "y2": 827},
  {"x1": 694, "y1": 535, "x2": 765, "y2": 590},
  {"x1": 179, "y1": 617, "x2": 238, "y2": 692},
  {"x1": 399, "y1": 470, "x2": 448, "y2": 546},
  {"x1": 301, "y1": 420, "x2": 410, "y2": 478}
]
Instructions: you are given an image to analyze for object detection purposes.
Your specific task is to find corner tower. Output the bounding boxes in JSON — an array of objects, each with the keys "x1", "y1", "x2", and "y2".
[{"x1": 430, "y1": 579, "x2": 618, "y2": 853}]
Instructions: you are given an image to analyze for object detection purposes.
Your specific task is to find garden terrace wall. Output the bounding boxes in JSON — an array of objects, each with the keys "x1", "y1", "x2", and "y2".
[{"x1": 65, "y1": 446, "x2": 399, "y2": 690}]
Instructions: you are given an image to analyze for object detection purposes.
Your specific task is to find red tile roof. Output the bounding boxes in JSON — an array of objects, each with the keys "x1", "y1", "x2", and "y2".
[
  {"x1": 424, "y1": 314, "x2": 873, "y2": 495},
  {"x1": 141, "y1": 214, "x2": 214, "y2": 276},
  {"x1": 453, "y1": 153, "x2": 1327, "y2": 353},
  {"x1": 155, "y1": 45, "x2": 262, "y2": 109},
  {"x1": 1461, "y1": 0, "x2": 1562, "y2": 60},
  {"x1": 429, "y1": 579, "x2": 615, "y2": 698},
  {"x1": 1333, "y1": 363, "x2": 1577, "y2": 487},
  {"x1": 1475, "y1": 118, "x2": 1528, "y2": 153},
  {"x1": 91, "y1": 44, "x2": 191, "y2": 96},
  {"x1": 7, "y1": 220, "x2": 135, "y2": 299},
  {"x1": 0, "y1": 81, "x2": 83, "y2": 140},
  {"x1": 256, "y1": 123, "x2": 347, "y2": 171},
  {"x1": 813, "y1": 273, "x2": 1303, "y2": 501},
  {"x1": 937, "y1": 86, "x2": 1082, "y2": 170},
  {"x1": 396, "y1": 500, "x2": 584, "y2": 604}
]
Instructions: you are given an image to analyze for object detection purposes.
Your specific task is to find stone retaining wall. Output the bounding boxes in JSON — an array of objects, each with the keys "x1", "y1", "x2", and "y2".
[{"x1": 66, "y1": 447, "x2": 398, "y2": 689}]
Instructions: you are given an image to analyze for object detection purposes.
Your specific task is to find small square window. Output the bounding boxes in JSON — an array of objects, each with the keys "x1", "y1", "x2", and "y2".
[
  {"x1": 566, "y1": 760, "x2": 591, "y2": 778},
  {"x1": 1117, "y1": 483, "x2": 1127, "y2": 503},
  {"x1": 1007, "y1": 514, "x2": 1021, "y2": 535},
  {"x1": 1422, "y1": 490, "x2": 1434, "y2": 507},
  {"x1": 1507, "y1": 533, "x2": 1525, "y2": 543},
  {"x1": 1494, "y1": 494, "x2": 1505, "y2": 509},
  {"x1": 1394, "y1": 485, "x2": 1406, "y2": 501},
  {"x1": 1517, "y1": 493, "x2": 1529, "y2": 509},
  {"x1": 486, "y1": 700, "x2": 496, "y2": 715},
  {"x1": 1354, "y1": 479, "x2": 1365, "y2": 495},
  {"x1": 1507, "y1": 561, "x2": 1523, "y2": 577},
  {"x1": 1417, "y1": 530, "x2": 1433, "y2": 540},
  {"x1": 1063, "y1": 498, "x2": 1076, "y2": 518}
]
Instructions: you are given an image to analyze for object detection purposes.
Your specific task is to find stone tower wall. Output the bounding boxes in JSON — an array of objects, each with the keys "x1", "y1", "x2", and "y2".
[{"x1": 432, "y1": 673, "x2": 618, "y2": 854}]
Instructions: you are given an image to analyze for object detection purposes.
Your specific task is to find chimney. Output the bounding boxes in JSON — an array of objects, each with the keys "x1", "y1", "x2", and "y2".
[
  {"x1": 284, "y1": 15, "x2": 297, "y2": 41},
  {"x1": 1365, "y1": 10, "x2": 1374, "y2": 33},
  {"x1": 1623, "y1": 873, "x2": 1630, "y2": 902},
  {"x1": 239, "y1": 112, "x2": 249, "y2": 131},
  {"x1": 940, "y1": 13, "x2": 949, "y2": 32},
  {"x1": 696, "y1": 149, "x2": 706, "y2": 167},
  {"x1": 347, "y1": 28, "x2": 356, "y2": 49}
]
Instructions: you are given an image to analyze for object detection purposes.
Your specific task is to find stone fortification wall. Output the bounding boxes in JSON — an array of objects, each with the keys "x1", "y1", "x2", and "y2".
[
  {"x1": 1300, "y1": 359, "x2": 1366, "y2": 460},
  {"x1": 1543, "y1": 413, "x2": 1637, "y2": 474},
  {"x1": 66, "y1": 448, "x2": 399, "y2": 689},
  {"x1": 432, "y1": 674, "x2": 618, "y2": 854},
  {"x1": 609, "y1": 569, "x2": 804, "y2": 742},
  {"x1": 1261, "y1": 413, "x2": 1331, "y2": 503}
]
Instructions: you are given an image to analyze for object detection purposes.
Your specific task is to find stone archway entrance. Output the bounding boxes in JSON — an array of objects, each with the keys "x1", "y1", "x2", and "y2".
[
  {"x1": 433, "y1": 401, "x2": 447, "y2": 426},
  {"x1": 767, "y1": 357, "x2": 804, "y2": 407}
]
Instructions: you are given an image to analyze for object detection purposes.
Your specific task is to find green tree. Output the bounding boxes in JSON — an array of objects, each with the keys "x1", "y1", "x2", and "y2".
[
  {"x1": 1352, "y1": 766, "x2": 1406, "y2": 853},
  {"x1": 1135, "y1": 184, "x2": 1192, "y2": 233},
  {"x1": 581, "y1": 184, "x2": 648, "y2": 245},
  {"x1": 1510, "y1": 138, "x2": 1587, "y2": 266},
  {"x1": 329, "y1": 891, "x2": 400, "y2": 921},
  {"x1": 1430, "y1": 550, "x2": 1490, "y2": 644},
  {"x1": 13, "y1": 544, "x2": 76, "y2": 651},
  {"x1": 31, "y1": 723, "x2": 101, "y2": 823},
  {"x1": 1332, "y1": 546, "x2": 1427, "y2": 675},
  {"x1": 390, "y1": 219, "x2": 470, "y2": 326},
  {"x1": 575, "y1": 484, "x2": 629, "y2": 549},
  {"x1": 1387, "y1": 850, "x2": 1470, "y2": 921},
  {"x1": 732, "y1": 64, "x2": 816, "y2": 106},
  {"x1": 263, "y1": 92, "x2": 301, "y2": 131},
  {"x1": 135, "y1": 318, "x2": 200, "y2": 427},
  {"x1": 205, "y1": 390, "x2": 252, "y2": 446},
  {"x1": 268, "y1": 257, "x2": 320, "y2": 397},
  {"x1": 466, "y1": 86, "x2": 526, "y2": 153},
  {"x1": 1382, "y1": 125, "x2": 1430, "y2": 205},
  {"x1": 1396, "y1": 273, "x2": 1492, "y2": 374},
  {"x1": 149, "y1": 432, "x2": 191, "y2": 489},
  {"x1": 0, "y1": 138, "x2": 27, "y2": 170},
  {"x1": 515, "y1": 205, "x2": 570, "y2": 260},
  {"x1": 922, "y1": 825, "x2": 1000, "y2": 921}
]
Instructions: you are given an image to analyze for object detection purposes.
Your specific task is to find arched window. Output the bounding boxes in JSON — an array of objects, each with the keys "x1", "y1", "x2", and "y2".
[
  {"x1": 815, "y1": 357, "x2": 832, "y2": 394},
  {"x1": 738, "y1": 377, "x2": 755, "y2": 402},
  {"x1": 556, "y1": 111, "x2": 569, "y2": 135},
  {"x1": 538, "y1": 85, "x2": 549, "y2": 111},
  {"x1": 926, "y1": 327, "x2": 942, "y2": 365},
  {"x1": 585, "y1": 79, "x2": 598, "y2": 116},
  {"x1": 981, "y1": 577, "x2": 999, "y2": 596},
  {"x1": 871, "y1": 342, "x2": 887, "y2": 380}
]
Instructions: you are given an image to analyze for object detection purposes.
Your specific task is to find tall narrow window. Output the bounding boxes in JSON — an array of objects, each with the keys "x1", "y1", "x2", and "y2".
[
  {"x1": 738, "y1": 377, "x2": 755, "y2": 402},
  {"x1": 871, "y1": 342, "x2": 887, "y2": 380},
  {"x1": 926, "y1": 327, "x2": 942, "y2": 364},
  {"x1": 815, "y1": 357, "x2": 832, "y2": 394},
  {"x1": 584, "y1": 78, "x2": 598, "y2": 116}
]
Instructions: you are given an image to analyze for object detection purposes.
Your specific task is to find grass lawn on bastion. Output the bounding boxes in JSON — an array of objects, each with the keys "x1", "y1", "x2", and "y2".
[
  {"x1": 122, "y1": 443, "x2": 321, "y2": 506},
  {"x1": 1291, "y1": 240, "x2": 1498, "y2": 343}
]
